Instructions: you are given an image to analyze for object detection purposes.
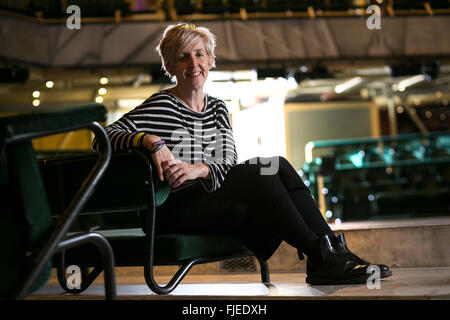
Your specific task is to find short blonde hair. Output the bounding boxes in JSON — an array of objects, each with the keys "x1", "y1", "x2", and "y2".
[{"x1": 156, "y1": 23, "x2": 216, "y2": 77}]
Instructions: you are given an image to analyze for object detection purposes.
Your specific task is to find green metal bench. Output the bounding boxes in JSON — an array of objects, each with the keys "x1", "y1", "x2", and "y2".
[
  {"x1": 39, "y1": 149, "x2": 270, "y2": 295},
  {"x1": 0, "y1": 104, "x2": 116, "y2": 300}
]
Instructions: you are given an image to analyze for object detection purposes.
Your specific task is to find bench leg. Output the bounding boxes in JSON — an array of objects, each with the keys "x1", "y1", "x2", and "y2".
[
  {"x1": 144, "y1": 257, "x2": 203, "y2": 295},
  {"x1": 56, "y1": 252, "x2": 103, "y2": 295},
  {"x1": 56, "y1": 232, "x2": 116, "y2": 300}
]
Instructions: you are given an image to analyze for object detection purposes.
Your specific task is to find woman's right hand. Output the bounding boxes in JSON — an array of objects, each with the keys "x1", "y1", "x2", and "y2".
[{"x1": 143, "y1": 134, "x2": 175, "y2": 181}]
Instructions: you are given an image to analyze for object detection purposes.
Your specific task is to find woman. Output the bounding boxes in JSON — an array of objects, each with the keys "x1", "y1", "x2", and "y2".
[{"x1": 94, "y1": 23, "x2": 391, "y2": 285}]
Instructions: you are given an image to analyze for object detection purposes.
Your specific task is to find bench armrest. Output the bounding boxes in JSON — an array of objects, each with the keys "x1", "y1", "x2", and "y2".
[
  {"x1": 1, "y1": 104, "x2": 106, "y2": 143},
  {"x1": 40, "y1": 150, "x2": 171, "y2": 217}
]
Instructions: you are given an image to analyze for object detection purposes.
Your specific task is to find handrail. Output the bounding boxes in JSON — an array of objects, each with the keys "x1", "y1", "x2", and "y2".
[{"x1": 307, "y1": 131, "x2": 449, "y2": 150}]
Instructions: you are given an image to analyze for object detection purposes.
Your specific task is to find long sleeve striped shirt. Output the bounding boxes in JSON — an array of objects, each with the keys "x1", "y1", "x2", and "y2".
[{"x1": 93, "y1": 90, "x2": 238, "y2": 193}]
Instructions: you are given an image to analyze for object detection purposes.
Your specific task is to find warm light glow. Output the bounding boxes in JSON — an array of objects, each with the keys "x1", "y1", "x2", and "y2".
[
  {"x1": 305, "y1": 142, "x2": 315, "y2": 163},
  {"x1": 32, "y1": 99, "x2": 40, "y2": 107},
  {"x1": 98, "y1": 88, "x2": 107, "y2": 95},
  {"x1": 100, "y1": 77, "x2": 109, "y2": 85},
  {"x1": 232, "y1": 93, "x2": 287, "y2": 163},
  {"x1": 334, "y1": 77, "x2": 362, "y2": 94},
  {"x1": 396, "y1": 75, "x2": 425, "y2": 92},
  {"x1": 32, "y1": 91, "x2": 40, "y2": 98},
  {"x1": 117, "y1": 99, "x2": 145, "y2": 108},
  {"x1": 45, "y1": 81, "x2": 54, "y2": 88},
  {"x1": 95, "y1": 96, "x2": 104, "y2": 103}
]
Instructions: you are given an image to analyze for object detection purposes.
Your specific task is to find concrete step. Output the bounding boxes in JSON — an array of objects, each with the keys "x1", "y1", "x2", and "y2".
[
  {"x1": 267, "y1": 216, "x2": 450, "y2": 273},
  {"x1": 180, "y1": 216, "x2": 450, "y2": 274}
]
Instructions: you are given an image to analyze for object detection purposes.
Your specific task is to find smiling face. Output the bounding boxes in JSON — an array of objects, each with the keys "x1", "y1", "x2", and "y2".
[{"x1": 168, "y1": 39, "x2": 214, "y2": 91}]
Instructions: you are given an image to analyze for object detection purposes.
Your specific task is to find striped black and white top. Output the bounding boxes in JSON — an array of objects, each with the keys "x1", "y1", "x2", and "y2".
[{"x1": 93, "y1": 90, "x2": 238, "y2": 193}]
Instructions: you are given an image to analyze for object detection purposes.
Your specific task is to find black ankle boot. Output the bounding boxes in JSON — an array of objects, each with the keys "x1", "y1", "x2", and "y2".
[
  {"x1": 306, "y1": 234, "x2": 370, "y2": 285},
  {"x1": 336, "y1": 233, "x2": 392, "y2": 279}
]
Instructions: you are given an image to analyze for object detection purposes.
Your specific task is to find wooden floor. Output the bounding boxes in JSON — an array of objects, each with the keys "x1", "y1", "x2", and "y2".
[{"x1": 29, "y1": 267, "x2": 450, "y2": 300}]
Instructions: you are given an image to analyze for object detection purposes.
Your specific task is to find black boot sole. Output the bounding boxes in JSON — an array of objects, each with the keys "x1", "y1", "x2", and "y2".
[
  {"x1": 381, "y1": 270, "x2": 393, "y2": 278},
  {"x1": 306, "y1": 273, "x2": 371, "y2": 286}
]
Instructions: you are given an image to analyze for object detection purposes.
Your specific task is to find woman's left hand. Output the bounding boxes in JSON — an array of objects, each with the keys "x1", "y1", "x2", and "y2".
[{"x1": 162, "y1": 159, "x2": 210, "y2": 188}]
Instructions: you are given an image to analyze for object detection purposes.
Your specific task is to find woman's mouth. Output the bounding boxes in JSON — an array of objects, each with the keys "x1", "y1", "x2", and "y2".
[{"x1": 188, "y1": 72, "x2": 201, "y2": 78}]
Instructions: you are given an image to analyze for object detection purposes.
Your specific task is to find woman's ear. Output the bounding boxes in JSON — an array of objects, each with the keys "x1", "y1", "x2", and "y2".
[{"x1": 208, "y1": 56, "x2": 215, "y2": 70}]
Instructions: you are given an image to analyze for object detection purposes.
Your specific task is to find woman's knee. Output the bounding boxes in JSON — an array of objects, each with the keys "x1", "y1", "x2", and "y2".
[
  {"x1": 244, "y1": 156, "x2": 288, "y2": 176},
  {"x1": 253, "y1": 156, "x2": 310, "y2": 192},
  {"x1": 230, "y1": 160, "x2": 284, "y2": 195}
]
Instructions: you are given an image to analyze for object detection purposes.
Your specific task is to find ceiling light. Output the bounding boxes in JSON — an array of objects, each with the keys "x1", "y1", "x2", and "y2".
[
  {"x1": 98, "y1": 88, "x2": 107, "y2": 95},
  {"x1": 334, "y1": 77, "x2": 362, "y2": 94},
  {"x1": 32, "y1": 99, "x2": 40, "y2": 107},
  {"x1": 32, "y1": 90, "x2": 40, "y2": 98},
  {"x1": 95, "y1": 96, "x2": 104, "y2": 103},
  {"x1": 99, "y1": 77, "x2": 109, "y2": 85},
  {"x1": 396, "y1": 75, "x2": 425, "y2": 92},
  {"x1": 45, "y1": 80, "x2": 54, "y2": 88}
]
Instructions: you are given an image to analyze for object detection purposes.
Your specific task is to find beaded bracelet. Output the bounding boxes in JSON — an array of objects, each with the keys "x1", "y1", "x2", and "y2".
[
  {"x1": 152, "y1": 140, "x2": 166, "y2": 147},
  {"x1": 149, "y1": 140, "x2": 165, "y2": 154},
  {"x1": 149, "y1": 143, "x2": 164, "y2": 154}
]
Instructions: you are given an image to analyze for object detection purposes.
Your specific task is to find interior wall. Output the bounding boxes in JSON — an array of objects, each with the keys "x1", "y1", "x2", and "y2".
[
  {"x1": 32, "y1": 129, "x2": 94, "y2": 151},
  {"x1": 285, "y1": 102, "x2": 379, "y2": 170}
]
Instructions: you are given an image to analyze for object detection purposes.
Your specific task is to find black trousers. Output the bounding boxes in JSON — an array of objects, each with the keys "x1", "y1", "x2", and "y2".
[{"x1": 155, "y1": 156, "x2": 333, "y2": 260}]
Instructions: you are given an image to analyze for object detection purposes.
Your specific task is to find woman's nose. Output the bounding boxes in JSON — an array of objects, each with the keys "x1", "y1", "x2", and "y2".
[{"x1": 186, "y1": 54, "x2": 197, "y2": 66}]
